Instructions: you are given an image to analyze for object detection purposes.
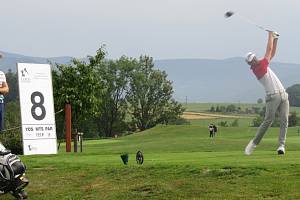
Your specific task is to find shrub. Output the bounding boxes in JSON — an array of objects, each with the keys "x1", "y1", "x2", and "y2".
[
  {"x1": 252, "y1": 116, "x2": 263, "y2": 127},
  {"x1": 289, "y1": 112, "x2": 299, "y2": 127},
  {"x1": 219, "y1": 121, "x2": 228, "y2": 127},
  {"x1": 231, "y1": 119, "x2": 239, "y2": 127},
  {"x1": 0, "y1": 130, "x2": 23, "y2": 154}
]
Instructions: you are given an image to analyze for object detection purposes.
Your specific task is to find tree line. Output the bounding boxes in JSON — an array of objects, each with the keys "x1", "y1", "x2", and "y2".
[
  {"x1": 209, "y1": 104, "x2": 262, "y2": 114},
  {"x1": 3, "y1": 47, "x2": 185, "y2": 142}
]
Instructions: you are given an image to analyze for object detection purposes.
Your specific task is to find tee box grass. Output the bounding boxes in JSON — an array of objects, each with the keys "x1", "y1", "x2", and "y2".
[{"x1": 1, "y1": 124, "x2": 300, "y2": 199}]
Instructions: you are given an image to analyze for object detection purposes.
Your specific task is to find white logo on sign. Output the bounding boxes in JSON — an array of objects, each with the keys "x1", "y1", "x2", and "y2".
[
  {"x1": 28, "y1": 145, "x2": 38, "y2": 151},
  {"x1": 20, "y1": 67, "x2": 30, "y2": 82}
]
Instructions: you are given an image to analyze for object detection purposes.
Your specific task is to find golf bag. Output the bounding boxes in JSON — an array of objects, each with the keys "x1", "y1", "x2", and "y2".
[
  {"x1": 0, "y1": 149, "x2": 29, "y2": 199},
  {"x1": 136, "y1": 151, "x2": 144, "y2": 165}
]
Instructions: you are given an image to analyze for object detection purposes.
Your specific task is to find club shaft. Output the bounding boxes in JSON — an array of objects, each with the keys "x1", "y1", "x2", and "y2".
[{"x1": 236, "y1": 13, "x2": 270, "y2": 32}]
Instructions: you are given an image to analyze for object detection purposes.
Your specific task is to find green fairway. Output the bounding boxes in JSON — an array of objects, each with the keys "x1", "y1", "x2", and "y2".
[
  {"x1": 1, "y1": 125, "x2": 300, "y2": 199},
  {"x1": 188, "y1": 118, "x2": 253, "y2": 127}
]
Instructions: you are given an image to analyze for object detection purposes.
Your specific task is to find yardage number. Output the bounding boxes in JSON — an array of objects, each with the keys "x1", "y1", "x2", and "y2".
[{"x1": 31, "y1": 91, "x2": 46, "y2": 120}]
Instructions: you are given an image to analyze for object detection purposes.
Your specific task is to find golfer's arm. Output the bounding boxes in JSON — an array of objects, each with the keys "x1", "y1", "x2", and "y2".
[
  {"x1": 264, "y1": 32, "x2": 274, "y2": 62},
  {"x1": 270, "y1": 38, "x2": 278, "y2": 60},
  {"x1": 0, "y1": 82, "x2": 9, "y2": 94}
]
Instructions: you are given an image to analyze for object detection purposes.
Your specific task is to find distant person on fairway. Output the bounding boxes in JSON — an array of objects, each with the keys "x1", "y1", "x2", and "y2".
[
  {"x1": 213, "y1": 124, "x2": 218, "y2": 137},
  {"x1": 244, "y1": 31, "x2": 289, "y2": 155},
  {"x1": 0, "y1": 53, "x2": 9, "y2": 131},
  {"x1": 208, "y1": 124, "x2": 214, "y2": 137}
]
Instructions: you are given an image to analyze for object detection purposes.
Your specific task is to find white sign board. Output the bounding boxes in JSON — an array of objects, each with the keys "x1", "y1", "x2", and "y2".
[{"x1": 17, "y1": 63, "x2": 57, "y2": 155}]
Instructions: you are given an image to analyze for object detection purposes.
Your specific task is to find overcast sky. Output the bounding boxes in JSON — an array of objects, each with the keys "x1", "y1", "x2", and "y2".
[{"x1": 0, "y1": 0, "x2": 299, "y2": 63}]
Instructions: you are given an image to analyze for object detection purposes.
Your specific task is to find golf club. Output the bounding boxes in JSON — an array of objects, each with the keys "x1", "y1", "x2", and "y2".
[{"x1": 224, "y1": 11, "x2": 277, "y2": 35}]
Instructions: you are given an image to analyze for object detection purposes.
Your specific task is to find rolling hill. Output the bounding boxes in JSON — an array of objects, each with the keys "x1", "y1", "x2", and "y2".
[
  {"x1": 155, "y1": 58, "x2": 300, "y2": 103},
  {"x1": 1, "y1": 51, "x2": 299, "y2": 103},
  {"x1": 0, "y1": 51, "x2": 73, "y2": 72}
]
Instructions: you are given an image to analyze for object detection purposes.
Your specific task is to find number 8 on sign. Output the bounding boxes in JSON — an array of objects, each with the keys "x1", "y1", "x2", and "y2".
[{"x1": 31, "y1": 91, "x2": 46, "y2": 120}]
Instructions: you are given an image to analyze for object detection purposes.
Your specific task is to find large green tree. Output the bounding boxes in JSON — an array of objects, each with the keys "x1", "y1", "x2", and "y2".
[
  {"x1": 52, "y1": 50, "x2": 103, "y2": 135},
  {"x1": 91, "y1": 53, "x2": 136, "y2": 137},
  {"x1": 127, "y1": 56, "x2": 184, "y2": 131}
]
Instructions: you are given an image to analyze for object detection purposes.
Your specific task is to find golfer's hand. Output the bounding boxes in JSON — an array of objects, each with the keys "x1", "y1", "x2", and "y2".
[{"x1": 272, "y1": 31, "x2": 280, "y2": 39}]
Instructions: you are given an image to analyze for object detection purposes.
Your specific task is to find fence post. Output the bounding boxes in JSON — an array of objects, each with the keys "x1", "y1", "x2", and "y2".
[
  {"x1": 78, "y1": 132, "x2": 83, "y2": 152},
  {"x1": 65, "y1": 104, "x2": 71, "y2": 152},
  {"x1": 74, "y1": 128, "x2": 78, "y2": 153}
]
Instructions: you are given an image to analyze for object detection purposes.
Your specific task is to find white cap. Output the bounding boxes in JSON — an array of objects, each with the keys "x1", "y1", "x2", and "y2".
[{"x1": 245, "y1": 52, "x2": 256, "y2": 63}]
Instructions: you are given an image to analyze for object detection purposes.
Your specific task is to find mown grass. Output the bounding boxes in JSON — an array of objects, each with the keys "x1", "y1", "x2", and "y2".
[
  {"x1": 188, "y1": 118, "x2": 253, "y2": 127},
  {"x1": 1, "y1": 125, "x2": 300, "y2": 199}
]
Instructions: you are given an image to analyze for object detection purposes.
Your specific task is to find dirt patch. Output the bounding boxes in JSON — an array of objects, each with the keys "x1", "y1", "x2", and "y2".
[{"x1": 182, "y1": 112, "x2": 247, "y2": 120}]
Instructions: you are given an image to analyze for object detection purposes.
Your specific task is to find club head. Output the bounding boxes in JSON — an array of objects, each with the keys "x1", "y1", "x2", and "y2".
[{"x1": 224, "y1": 11, "x2": 234, "y2": 18}]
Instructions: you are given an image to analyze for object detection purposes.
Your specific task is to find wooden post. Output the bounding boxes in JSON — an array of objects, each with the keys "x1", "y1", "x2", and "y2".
[
  {"x1": 74, "y1": 128, "x2": 78, "y2": 153},
  {"x1": 65, "y1": 104, "x2": 71, "y2": 152}
]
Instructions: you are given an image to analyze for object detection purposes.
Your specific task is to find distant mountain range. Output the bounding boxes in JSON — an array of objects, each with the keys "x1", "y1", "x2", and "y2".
[
  {"x1": 0, "y1": 51, "x2": 74, "y2": 72},
  {"x1": 155, "y1": 58, "x2": 300, "y2": 103},
  {"x1": 1, "y1": 51, "x2": 299, "y2": 103}
]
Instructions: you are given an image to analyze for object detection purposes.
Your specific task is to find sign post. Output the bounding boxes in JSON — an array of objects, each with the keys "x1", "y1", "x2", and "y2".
[{"x1": 17, "y1": 63, "x2": 57, "y2": 155}]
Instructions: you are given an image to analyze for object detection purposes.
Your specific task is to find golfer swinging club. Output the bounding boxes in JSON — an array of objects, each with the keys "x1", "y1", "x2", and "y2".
[{"x1": 245, "y1": 31, "x2": 289, "y2": 155}]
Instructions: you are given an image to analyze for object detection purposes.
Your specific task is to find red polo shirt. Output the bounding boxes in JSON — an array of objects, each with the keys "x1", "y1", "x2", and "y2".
[{"x1": 251, "y1": 58, "x2": 268, "y2": 80}]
